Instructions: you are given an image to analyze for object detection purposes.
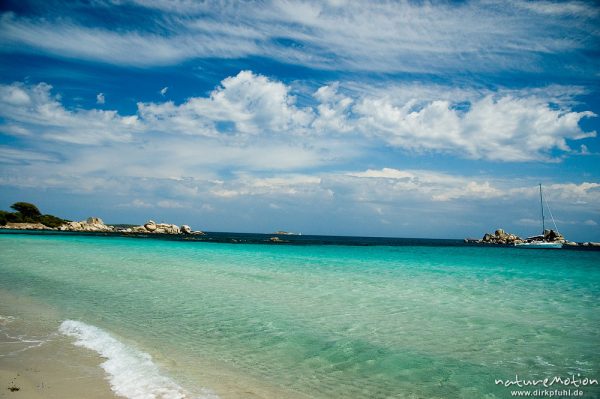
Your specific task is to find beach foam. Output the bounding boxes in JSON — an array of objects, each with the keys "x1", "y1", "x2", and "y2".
[{"x1": 59, "y1": 320, "x2": 219, "y2": 399}]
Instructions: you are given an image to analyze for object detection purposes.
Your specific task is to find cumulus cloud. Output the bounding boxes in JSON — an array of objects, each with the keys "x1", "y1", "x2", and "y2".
[
  {"x1": 0, "y1": 82, "x2": 140, "y2": 145},
  {"x1": 96, "y1": 92, "x2": 105, "y2": 104},
  {"x1": 0, "y1": 74, "x2": 596, "y2": 162},
  {"x1": 138, "y1": 70, "x2": 313, "y2": 137},
  {"x1": 160, "y1": 87, "x2": 168, "y2": 96},
  {"x1": 138, "y1": 71, "x2": 312, "y2": 137},
  {"x1": 352, "y1": 91, "x2": 596, "y2": 161}
]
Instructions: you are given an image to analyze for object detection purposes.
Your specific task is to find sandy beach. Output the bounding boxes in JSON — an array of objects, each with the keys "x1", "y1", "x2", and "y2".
[{"x1": 0, "y1": 292, "x2": 119, "y2": 399}]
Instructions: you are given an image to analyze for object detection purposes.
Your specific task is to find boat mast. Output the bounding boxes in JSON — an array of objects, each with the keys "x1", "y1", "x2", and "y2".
[{"x1": 539, "y1": 183, "x2": 545, "y2": 234}]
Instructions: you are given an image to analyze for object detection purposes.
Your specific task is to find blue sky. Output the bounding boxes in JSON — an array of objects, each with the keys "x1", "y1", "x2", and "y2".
[{"x1": 0, "y1": 0, "x2": 599, "y2": 240}]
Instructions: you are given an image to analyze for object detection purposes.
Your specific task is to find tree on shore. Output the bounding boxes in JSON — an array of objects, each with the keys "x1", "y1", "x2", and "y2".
[
  {"x1": 10, "y1": 202, "x2": 42, "y2": 219},
  {"x1": 0, "y1": 202, "x2": 66, "y2": 228}
]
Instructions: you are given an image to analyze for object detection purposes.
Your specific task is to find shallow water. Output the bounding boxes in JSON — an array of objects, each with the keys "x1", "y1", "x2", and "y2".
[{"x1": 1, "y1": 233, "x2": 599, "y2": 398}]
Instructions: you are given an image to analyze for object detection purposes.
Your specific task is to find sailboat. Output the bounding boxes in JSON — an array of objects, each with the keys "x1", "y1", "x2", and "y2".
[{"x1": 514, "y1": 184, "x2": 563, "y2": 249}]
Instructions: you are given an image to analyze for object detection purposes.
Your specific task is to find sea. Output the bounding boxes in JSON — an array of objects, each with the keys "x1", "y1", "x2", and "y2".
[{"x1": 1, "y1": 230, "x2": 599, "y2": 399}]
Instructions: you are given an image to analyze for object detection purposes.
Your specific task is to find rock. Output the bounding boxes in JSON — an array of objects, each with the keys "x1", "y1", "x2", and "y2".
[
  {"x1": 180, "y1": 225, "x2": 192, "y2": 234},
  {"x1": 478, "y1": 228, "x2": 523, "y2": 245},
  {"x1": 59, "y1": 217, "x2": 113, "y2": 232},
  {"x1": 86, "y1": 217, "x2": 104, "y2": 225},
  {"x1": 144, "y1": 220, "x2": 157, "y2": 232},
  {"x1": 154, "y1": 223, "x2": 180, "y2": 234},
  {"x1": 543, "y1": 229, "x2": 563, "y2": 242},
  {"x1": 2, "y1": 222, "x2": 53, "y2": 230},
  {"x1": 124, "y1": 221, "x2": 185, "y2": 235}
]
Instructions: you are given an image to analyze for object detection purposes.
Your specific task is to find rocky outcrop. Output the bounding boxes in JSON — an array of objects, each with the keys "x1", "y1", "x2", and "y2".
[
  {"x1": 1, "y1": 214, "x2": 204, "y2": 236},
  {"x1": 467, "y1": 228, "x2": 567, "y2": 245},
  {"x1": 59, "y1": 217, "x2": 114, "y2": 232},
  {"x1": 122, "y1": 220, "x2": 203, "y2": 235},
  {"x1": 541, "y1": 229, "x2": 565, "y2": 243},
  {"x1": 582, "y1": 242, "x2": 600, "y2": 247},
  {"x1": 477, "y1": 229, "x2": 524, "y2": 245},
  {"x1": 1, "y1": 222, "x2": 54, "y2": 230},
  {"x1": 156, "y1": 223, "x2": 180, "y2": 234}
]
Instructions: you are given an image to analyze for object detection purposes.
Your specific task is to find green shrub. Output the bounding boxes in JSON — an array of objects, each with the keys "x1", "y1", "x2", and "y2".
[
  {"x1": 0, "y1": 210, "x2": 8, "y2": 226},
  {"x1": 5, "y1": 212, "x2": 21, "y2": 223},
  {"x1": 38, "y1": 214, "x2": 66, "y2": 228}
]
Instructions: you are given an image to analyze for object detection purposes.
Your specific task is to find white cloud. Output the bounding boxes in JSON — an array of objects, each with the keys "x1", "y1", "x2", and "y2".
[
  {"x1": 0, "y1": 146, "x2": 57, "y2": 164},
  {"x1": 584, "y1": 219, "x2": 598, "y2": 226},
  {"x1": 0, "y1": 1, "x2": 597, "y2": 75},
  {"x1": 209, "y1": 174, "x2": 324, "y2": 198},
  {"x1": 160, "y1": 87, "x2": 168, "y2": 96},
  {"x1": 516, "y1": 218, "x2": 541, "y2": 226},
  {"x1": 123, "y1": 199, "x2": 152, "y2": 208},
  {"x1": 0, "y1": 83, "x2": 31, "y2": 105},
  {"x1": 348, "y1": 168, "x2": 416, "y2": 180},
  {"x1": 312, "y1": 83, "x2": 354, "y2": 134},
  {"x1": 96, "y1": 92, "x2": 105, "y2": 104},
  {"x1": 345, "y1": 168, "x2": 600, "y2": 206},
  {"x1": 0, "y1": 82, "x2": 141, "y2": 145},
  {"x1": 515, "y1": 1, "x2": 598, "y2": 16},
  {"x1": 157, "y1": 199, "x2": 185, "y2": 208},
  {"x1": 0, "y1": 75, "x2": 596, "y2": 164},
  {"x1": 2, "y1": 151, "x2": 598, "y2": 238},
  {"x1": 0, "y1": 13, "x2": 202, "y2": 67},
  {"x1": 543, "y1": 182, "x2": 600, "y2": 204},
  {"x1": 352, "y1": 91, "x2": 596, "y2": 162},
  {"x1": 138, "y1": 70, "x2": 313, "y2": 137},
  {"x1": 346, "y1": 168, "x2": 505, "y2": 203}
]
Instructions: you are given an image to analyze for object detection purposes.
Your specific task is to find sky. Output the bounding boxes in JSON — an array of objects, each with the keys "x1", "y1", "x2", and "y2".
[{"x1": 0, "y1": 0, "x2": 599, "y2": 241}]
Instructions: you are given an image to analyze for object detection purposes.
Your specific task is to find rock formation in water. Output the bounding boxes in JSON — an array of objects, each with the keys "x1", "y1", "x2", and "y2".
[
  {"x1": 477, "y1": 229, "x2": 524, "y2": 245},
  {"x1": 59, "y1": 217, "x2": 114, "y2": 232},
  {"x1": 466, "y1": 228, "x2": 567, "y2": 245},
  {"x1": 122, "y1": 220, "x2": 203, "y2": 235}
]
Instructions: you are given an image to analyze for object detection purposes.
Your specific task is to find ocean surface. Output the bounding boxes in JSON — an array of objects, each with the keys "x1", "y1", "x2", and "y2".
[{"x1": 1, "y1": 231, "x2": 599, "y2": 398}]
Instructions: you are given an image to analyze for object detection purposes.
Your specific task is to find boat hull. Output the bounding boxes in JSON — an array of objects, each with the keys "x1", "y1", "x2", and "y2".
[{"x1": 514, "y1": 242, "x2": 563, "y2": 249}]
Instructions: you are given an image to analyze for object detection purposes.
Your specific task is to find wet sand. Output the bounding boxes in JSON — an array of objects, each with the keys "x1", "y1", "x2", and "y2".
[
  {"x1": 0, "y1": 341, "x2": 119, "y2": 399},
  {"x1": 0, "y1": 292, "x2": 119, "y2": 399}
]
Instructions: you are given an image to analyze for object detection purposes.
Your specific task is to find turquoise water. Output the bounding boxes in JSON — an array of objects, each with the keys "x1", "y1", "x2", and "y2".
[{"x1": 1, "y1": 233, "x2": 599, "y2": 398}]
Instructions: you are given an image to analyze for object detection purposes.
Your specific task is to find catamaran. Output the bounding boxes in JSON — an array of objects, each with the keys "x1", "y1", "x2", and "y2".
[{"x1": 515, "y1": 184, "x2": 563, "y2": 249}]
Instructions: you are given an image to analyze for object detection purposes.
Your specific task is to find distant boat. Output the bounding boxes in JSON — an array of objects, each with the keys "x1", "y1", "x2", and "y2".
[
  {"x1": 273, "y1": 230, "x2": 300, "y2": 236},
  {"x1": 515, "y1": 184, "x2": 563, "y2": 249},
  {"x1": 514, "y1": 241, "x2": 563, "y2": 249}
]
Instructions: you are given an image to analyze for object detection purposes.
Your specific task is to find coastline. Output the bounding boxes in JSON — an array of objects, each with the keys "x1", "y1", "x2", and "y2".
[
  {"x1": 2, "y1": 228, "x2": 600, "y2": 250},
  {"x1": 0, "y1": 290, "x2": 119, "y2": 399}
]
